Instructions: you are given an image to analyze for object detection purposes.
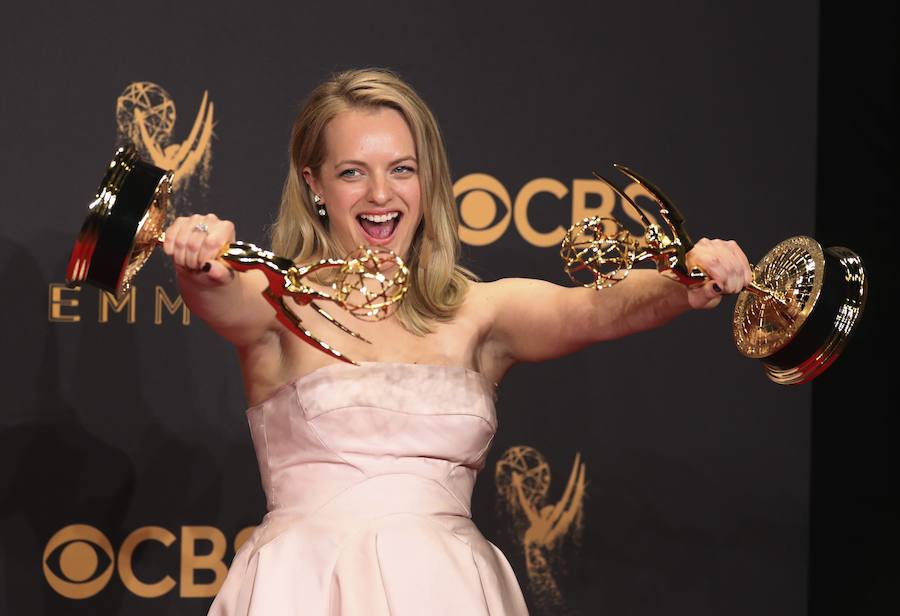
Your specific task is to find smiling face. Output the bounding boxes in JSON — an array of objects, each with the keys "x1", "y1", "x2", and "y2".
[{"x1": 303, "y1": 106, "x2": 423, "y2": 260}]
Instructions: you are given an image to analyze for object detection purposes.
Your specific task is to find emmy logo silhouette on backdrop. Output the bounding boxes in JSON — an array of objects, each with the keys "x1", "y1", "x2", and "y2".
[
  {"x1": 115, "y1": 82, "x2": 214, "y2": 193},
  {"x1": 495, "y1": 446, "x2": 587, "y2": 613}
]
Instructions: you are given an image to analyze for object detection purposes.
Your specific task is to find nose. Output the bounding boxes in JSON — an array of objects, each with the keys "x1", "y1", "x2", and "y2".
[{"x1": 367, "y1": 172, "x2": 392, "y2": 206}]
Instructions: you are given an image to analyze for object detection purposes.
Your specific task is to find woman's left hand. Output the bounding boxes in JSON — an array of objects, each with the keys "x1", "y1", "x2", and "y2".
[{"x1": 683, "y1": 238, "x2": 753, "y2": 309}]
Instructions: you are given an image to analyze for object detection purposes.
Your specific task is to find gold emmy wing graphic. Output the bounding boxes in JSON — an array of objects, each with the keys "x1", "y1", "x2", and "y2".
[
  {"x1": 116, "y1": 82, "x2": 214, "y2": 192},
  {"x1": 560, "y1": 165, "x2": 868, "y2": 385},
  {"x1": 496, "y1": 446, "x2": 587, "y2": 612},
  {"x1": 65, "y1": 146, "x2": 409, "y2": 364}
]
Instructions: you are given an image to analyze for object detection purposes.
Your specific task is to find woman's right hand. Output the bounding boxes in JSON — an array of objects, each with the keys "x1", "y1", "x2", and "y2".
[{"x1": 162, "y1": 213, "x2": 236, "y2": 287}]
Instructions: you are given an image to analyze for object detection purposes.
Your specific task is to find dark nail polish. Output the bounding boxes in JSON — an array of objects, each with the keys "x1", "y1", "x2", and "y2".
[
  {"x1": 202, "y1": 262, "x2": 211, "y2": 272},
  {"x1": 713, "y1": 283, "x2": 722, "y2": 293}
]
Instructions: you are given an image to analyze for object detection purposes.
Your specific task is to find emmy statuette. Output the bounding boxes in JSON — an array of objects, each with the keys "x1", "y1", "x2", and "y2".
[{"x1": 560, "y1": 165, "x2": 867, "y2": 384}]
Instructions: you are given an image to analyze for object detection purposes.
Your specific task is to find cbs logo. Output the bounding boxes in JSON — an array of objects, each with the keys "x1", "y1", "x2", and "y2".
[
  {"x1": 453, "y1": 174, "x2": 659, "y2": 247},
  {"x1": 43, "y1": 524, "x2": 253, "y2": 599}
]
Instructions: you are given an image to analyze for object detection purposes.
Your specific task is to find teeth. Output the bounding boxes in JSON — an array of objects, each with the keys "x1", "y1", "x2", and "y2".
[{"x1": 359, "y1": 212, "x2": 400, "y2": 223}]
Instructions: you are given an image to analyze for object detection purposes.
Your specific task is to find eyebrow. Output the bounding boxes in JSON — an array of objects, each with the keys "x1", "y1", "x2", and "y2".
[{"x1": 334, "y1": 156, "x2": 417, "y2": 168}]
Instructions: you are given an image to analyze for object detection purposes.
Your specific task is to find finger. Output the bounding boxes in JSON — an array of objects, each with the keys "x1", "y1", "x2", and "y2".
[
  {"x1": 201, "y1": 219, "x2": 233, "y2": 266},
  {"x1": 173, "y1": 215, "x2": 200, "y2": 269},
  {"x1": 687, "y1": 281, "x2": 722, "y2": 309},
  {"x1": 163, "y1": 216, "x2": 187, "y2": 257},
  {"x1": 173, "y1": 219, "x2": 193, "y2": 269},
  {"x1": 711, "y1": 241, "x2": 746, "y2": 294},
  {"x1": 705, "y1": 279, "x2": 723, "y2": 298},
  {"x1": 198, "y1": 231, "x2": 220, "y2": 271},
  {"x1": 190, "y1": 215, "x2": 225, "y2": 271},
  {"x1": 724, "y1": 241, "x2": 749, "y2": 291},
  {"x1": 737, "y1": 245, "x2": 754, "y2": 288},
  {"x1": 722, "y1": 240, "x2": 747, "y2": 291},
  {"x1": 697, "y1": 252, "x2": 725, "y2": 290},
  {"x1": 185, "y1": 215, "x2": 219, "y2": 270},
  {"x1": 200, "y1": 260, "x2": 233, "y2": 284},
  {"x1": 186, "y1": 227, "x2": 209, "y2": 271}
]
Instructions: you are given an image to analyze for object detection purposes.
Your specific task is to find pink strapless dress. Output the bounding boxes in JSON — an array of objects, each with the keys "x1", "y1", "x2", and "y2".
[{"x1": 208, "y1": 362, "x2": 529, "y2": 615}]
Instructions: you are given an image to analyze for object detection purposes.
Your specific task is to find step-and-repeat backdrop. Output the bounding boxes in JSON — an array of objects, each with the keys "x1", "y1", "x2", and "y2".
[{"x1": 1, "y1": 2, "x2": 817, "y2": 614}]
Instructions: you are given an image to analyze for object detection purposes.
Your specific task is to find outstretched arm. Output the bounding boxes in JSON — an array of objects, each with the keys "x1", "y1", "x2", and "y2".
[
  {"x1": 164, "y1": 214, "x2": 278, "y2": 350},
  {"x1": 477, "y1": 238, "x2": 752, "y2": 370}
]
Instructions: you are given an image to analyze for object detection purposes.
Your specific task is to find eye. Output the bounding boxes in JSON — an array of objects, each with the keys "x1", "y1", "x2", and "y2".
[
  {"x1": 339, "y1": 168, "x2": 362, "y2": 178},
  {"x1": 392, "y1": 165, "x2": 416, "y2": 175}
]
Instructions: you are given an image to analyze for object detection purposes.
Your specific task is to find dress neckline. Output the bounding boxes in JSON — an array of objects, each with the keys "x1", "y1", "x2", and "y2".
[{"x1": 247, "y1": 361, "x2": 497, "y2": 411}]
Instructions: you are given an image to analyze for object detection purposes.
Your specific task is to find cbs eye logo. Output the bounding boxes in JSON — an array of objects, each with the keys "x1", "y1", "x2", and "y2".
[
  {"x1": 454, "y1": 174, "x2": 513, "y2": 246},
  {"x1": 43, "y1": 525, "x2": 115, "y2": 599}
]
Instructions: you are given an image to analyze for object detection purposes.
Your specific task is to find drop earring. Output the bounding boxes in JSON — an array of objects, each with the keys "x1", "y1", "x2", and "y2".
[{"x1": 313, "y1": 194, "x2": 326, "y2": 217}]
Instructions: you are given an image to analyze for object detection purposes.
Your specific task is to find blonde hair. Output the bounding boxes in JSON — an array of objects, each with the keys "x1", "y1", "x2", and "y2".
[{"x1": 271, "y1": 68, "x2": 474, "y2": 335}]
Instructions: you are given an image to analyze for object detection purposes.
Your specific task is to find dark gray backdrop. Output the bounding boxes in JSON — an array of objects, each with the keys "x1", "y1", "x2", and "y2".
[{"x1": 0, "y1": 1, "x2": 817, "y2": 614}]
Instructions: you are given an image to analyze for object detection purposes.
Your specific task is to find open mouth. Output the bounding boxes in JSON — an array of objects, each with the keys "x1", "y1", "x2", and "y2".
[{"x1": 357, "y1": 211, "x2": 401, "y2": 243}]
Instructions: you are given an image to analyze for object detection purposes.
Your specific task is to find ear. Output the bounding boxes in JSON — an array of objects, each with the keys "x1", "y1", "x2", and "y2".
[{"x1": 301, "y1": 166, "x2": 321, "y2": 197}]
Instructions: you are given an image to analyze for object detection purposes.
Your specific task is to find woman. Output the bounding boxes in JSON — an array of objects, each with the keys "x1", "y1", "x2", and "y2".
[{"x1": 164, "y1": 69, "x2": 751, "y2": 615}]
